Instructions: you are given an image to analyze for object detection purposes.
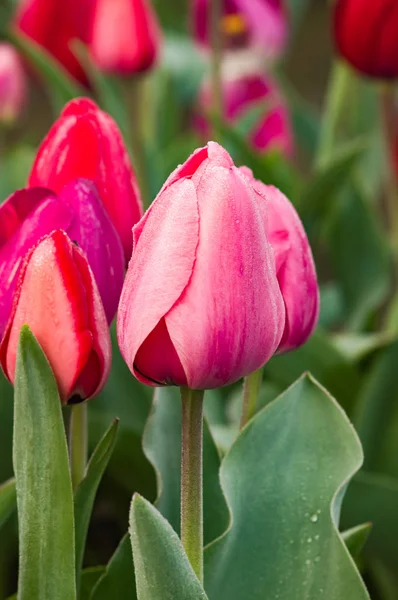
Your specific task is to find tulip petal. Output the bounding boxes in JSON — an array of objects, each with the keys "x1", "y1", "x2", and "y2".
[
  {"x1": 117, "y1": 178, "x2": 199, "y2": 385},
  {"x1": 165, "y1": 165, "x2": 285, "y2": 389}
]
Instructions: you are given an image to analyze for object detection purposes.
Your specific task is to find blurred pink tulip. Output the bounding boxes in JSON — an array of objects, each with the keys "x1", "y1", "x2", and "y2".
[
  {"x1": 195, "y1": 72, "x2": 293, "y2": 157},
  {"x1": 117, "y1": 142, "x2": 286, "y2": 389},
  {"x1": 89, "y1": 0, "x2": 160, "y2": 75},
  {"x1": 193, "y1": 0, "x2": 287, "y2": 59},
  {"x1": 0, "y1": 43, "x2": 26, "y2": 124},
  {"x1": 241, "y1": 167, "x2": 319, "y2": 352}
]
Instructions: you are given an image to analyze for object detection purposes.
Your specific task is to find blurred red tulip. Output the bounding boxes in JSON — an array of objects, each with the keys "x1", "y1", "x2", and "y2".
[
  {"x1": 89, "y1": 0, "x2": 160, "y2": 75},
  {"x1": 28, "y1": 98, "x2": 143, "y2": 262},
  {"x1": 195, "y1": 72, "x2": 293, "y2": 156},
  {"x1": 193, "y1": 0, "x2": 287, "y2": 59},
  {"x1": 334, "y1": 0, "x2": 398, "y2": 79},
  {"x1": 0, "y1": 230, "x2": 111, "y2": 403},
  {"x1": 15, "y1": 0, "x2": 92, "y2": 84},
  {"x1": 0, "y1": 43, "x2": 26, "y2": 124}
]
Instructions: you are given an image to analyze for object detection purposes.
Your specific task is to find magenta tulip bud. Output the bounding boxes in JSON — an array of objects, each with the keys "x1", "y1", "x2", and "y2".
[
  {"x1": 192, "y1": 0, "x2": 287, "y2": 59},
  {"x1": 0, "y1": 179, "x2": 124, "y2": 338},
  {"x1": 195, "y1": 72, "x2": 293, "y2": 157},
  {"x1": 0, "y1": 43, "x2": 26, "y2": 125},
  {"x1": 241, "y1": 167, "x2": 319, "y2": 352},
  {"x1": 117, "y1": 142, "x2": 286, "y2": 389}
]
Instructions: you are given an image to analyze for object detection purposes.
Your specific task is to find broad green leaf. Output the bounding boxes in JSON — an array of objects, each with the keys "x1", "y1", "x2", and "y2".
[
  {"x1": 8, "y1": 32, "x2": 83, "y2": 114},
  {"x1": 204, "y1": 374, "x2": 369, "y2": 600},
  {"x1": 264, "y1": 328, "x2": 361, "y2": 415},
  {"x1": 74, "y1": 419, "x2": 119, "y2": 593},
  {"x1": 0, "y1": 478, "x2": 16, "y2": 530},
  {"x1": 130, "y1": 495, "x2": 208, "y2": 600},
  {"x1": 342, "y1": 523, "x2": 371, "y2": 560},
  {"x1": 326, "y1": 184, "x2": 390, "y2": 330},
  {"x1": 342, "y1": 471, "x2": 398, "y2": 590},
  {"x1": 143, "y1": 387, "x2": 229, "y2": 544},
  {"x1": 13, "y1": 326, "x2": 76, "y2": 600},
  {"x1": 332, "y1": 333, "x2": 390, "y2": 362},
  {"x1": 80, "y1": 568, "x2": 105, "y2": 600},
  {"x1": 354, "y1": 341, "x2": 398, "y2": 475},
  {"x1": 91, "y1": 535, "x2": 136, "y2": 600}
]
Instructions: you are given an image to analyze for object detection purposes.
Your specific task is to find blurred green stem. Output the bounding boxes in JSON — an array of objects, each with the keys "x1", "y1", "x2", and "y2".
[
  {"x1": 240, "y1": 369, "x2": 263, "y2": 430},
  {"x1": 180, "y1": 387, "x2": 204, "y2": 583},
  {"x1": 210, "y1": 0, "x2": 223, "y2": 140},
  {"x1": 130, "y1": 76, "x2": 150, "y2": 208},
  {"x1": 379, "y1": 85, "x2": 398, "y2": 258},
  {"x1": 69, "y1": 403, "x2": 87, "y2": 491},
  {"x1": 317, "y1": 60, "x2": 351, "y2": 166}
]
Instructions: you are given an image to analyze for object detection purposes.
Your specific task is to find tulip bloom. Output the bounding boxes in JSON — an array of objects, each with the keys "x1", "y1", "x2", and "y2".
[
  {"x1": 117, "y1": 142, "x2": 286, "y2": 389},
  {"x1": 15, "y1": 0, "x2": 91, "y2": 84},
  {"x1": 0, "y1": 179, "x2": 124, "y2": 337},
  {"x1": 193, "y1": 0, "x2": 287, "y2": 59},
  {"x1": 195, "y1": 73, "x2": 293, "y2": 157},
  {"x1": 334, "y1": 0, "x2": 398, "y2": 79},
  {"x1": 0, "y1": 44, "x2": 26, "y2": 125},
  {"x1": 89, "y1": 0, "x2": 160, "y2": 75},
  {"x1": 0, "y1": 230, "x2": 111, "y2": 403},
  {"x1": 241, "y1": 168, "x2": 319, "y2": 352},
  {"x1": 28, "y1": 98, "x2": 143, "y2": 261}
]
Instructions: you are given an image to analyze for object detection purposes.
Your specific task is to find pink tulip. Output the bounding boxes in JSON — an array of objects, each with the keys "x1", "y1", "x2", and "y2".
[
  {"x1": 0, "y1": 179, "x2": 124, "y2": 337},
  {"x1": 195, "y1": 72, "x2": 293, "y2": 157},
  {"x1": 0, "y1": 230, "x2": 111, "y2": 403},
  {"x1": 192, "y1": 0, "x2": 287, "y2": 59},
  {"x1": 241, "y1": 167, "x2": 319, "y2": 352},
  {"x1": 0, "y1": 43, "x2": 26, "y2": 124},
  {"x1": 117, "y1": 142, "x2": 286, "y2": 389}
]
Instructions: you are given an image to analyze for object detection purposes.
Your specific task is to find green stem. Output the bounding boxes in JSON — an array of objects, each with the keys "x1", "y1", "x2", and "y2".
[
  {"x1": 209, "y1": 0, "x2": 223, "y2": 140},
  {"x1": 379, "y1": 85, "x2": 398, "y2": 259},
  {"x1": 180, "y1": 387, "x2": 204, "y2": 583},
  {"x1": 240, "y1": 369, "x2": 263, "y2": 430},
  {"x1": 129, "y1": 75, "x2": 150, "y2": 208},
  {"x1": 317, "y1": 60, "x2": 352, "y2": 166},
  {"x1": 69, "y1": 402, "x2": 87, "y2": 492}
]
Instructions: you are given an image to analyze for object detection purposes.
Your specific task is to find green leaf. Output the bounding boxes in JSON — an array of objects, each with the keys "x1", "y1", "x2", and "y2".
[
  {"x1": 80, "y1": 567, "x2": 105, "y2": 600},
  {"x1": 91, "y1": 535, "x2": 136, "y2": 600},
  {"x1": 130, "y1": 495, "x2": 208, "y2": 600},
  {"x1": 354, "y1": 341, "x2": 398, "y2": 475},
  {"x1": 13, "y1": 326, "x2": 76, "y2": 600},
  {"x1": 143, "y1": 387, "x2": 229, "y2": 544},
  {"x1": 8, "y1": 32, "x2": 83, "y2": 114},
  {"x1": 331, "y1": 333, "x2": 390, "y2": 362},
  {"x1": 342, "y1": 523, "x2": 372, "y2": 560},
  {"x1": 264, "y1": 328, "x2": 362, "y2": 415},
  {"x1": 204, "y1": 374, "x2": 369, "y2": 600},
  {"x1": 0, "y1": 478, "x2": 16, "y2": 530},
  {"x1": 326, "y1": 183, "x2": 390, "y2": 329},
  {"x1": 74, "y1": 419, "x2": 119, "y2": 593}
]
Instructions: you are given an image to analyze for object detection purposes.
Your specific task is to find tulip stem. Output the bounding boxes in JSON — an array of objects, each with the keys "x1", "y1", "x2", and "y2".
[
  {"x1": 180, "y1": 387, "x2": 204, "y2": 583},
  {"x1": 380, "y1": 85, "x2": 398, "y2": 260},
  {"x1": 210, "y1": 0, "x2": 223, "y2": 140},
  {"x1": 240, "y1": 369, "x2": 263, "y2": 430},
  {"x1": 130, "y1": 75, "x2": 150, "y2": 208},
  {"x1": 69, "y1": 402, "x2": 88, "y2": 491}
]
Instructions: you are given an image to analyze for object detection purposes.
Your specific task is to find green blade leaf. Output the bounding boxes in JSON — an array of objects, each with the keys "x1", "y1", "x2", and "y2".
[
  {"x1": 8, "y1": 32, "x2": 83, "y2": 114},
  {"x1": 91, "y1": 535, "x2": 136, "y2": 600},
  {"x1": 204, "y1": 374, "x2": 369, "y2": 600},
  {"x1": 13, "y1": 326, "x2": 76, "y2": 600},
  {"x1": 74, "y1": 419, "x2": 119, "y2": 593},
  {"x1": 0, "y1": 477, "x2": 16, "y2": 530},
  {"x1": 80, "y1": 567, "x2": 105, "y2": 600},
  {"x1": 342, "y1": 523, "x2": 372, "y2": 561},
  {"x1": 143, "y1": 387, "x2": 228, "y2": 544},
  {"x1": 130, "y1": 495, "x2": 208, "y2": 600}
]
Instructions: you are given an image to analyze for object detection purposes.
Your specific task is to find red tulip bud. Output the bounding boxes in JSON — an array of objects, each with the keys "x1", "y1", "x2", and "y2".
[
  {"x1": 0, "y1": 230, "x2": 111, "y2": 404},
  {"x1": 28, "y1": 98, "x2": 143, "y2": 262},
  {"x1": 0, "y1": 44, "x2": 26, "y2": 125},
  {"x1": 334, "y1": 0, "x2": 398, "y2": 79}
]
